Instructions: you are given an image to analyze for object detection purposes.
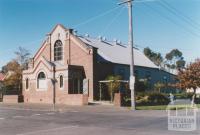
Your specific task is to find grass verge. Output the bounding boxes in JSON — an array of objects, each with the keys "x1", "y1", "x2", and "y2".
[
  {"x1": 136, "y1": 104, "x2": 200, "y2": 110},
  {"x1": 136, "y1": 105, "x2": 167, "y2": 110}
]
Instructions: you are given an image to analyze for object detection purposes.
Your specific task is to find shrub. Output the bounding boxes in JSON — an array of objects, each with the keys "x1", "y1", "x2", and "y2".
[
  {"x1": 136, "y1": 92, "x2": 170, "y2": 106},
  {"x1": 123, "y1": 92, "x2": 171, "y2": 106},
  {"x1": 147, "y1": 92, "x2": 170, "y2": 105}
]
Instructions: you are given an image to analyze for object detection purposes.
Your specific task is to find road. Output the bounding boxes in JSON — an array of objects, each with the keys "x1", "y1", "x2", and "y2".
[{"x1": 0, "y1": 103, "x2": 199, "y2": 135}]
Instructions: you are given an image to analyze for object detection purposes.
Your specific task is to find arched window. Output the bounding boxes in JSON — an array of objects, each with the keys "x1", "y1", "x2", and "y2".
[
  {"x1": 25, "y1": 78, "x2": 29, "y2": 90},
  {"x1": 60, "y1": 75, "x2": 63, "y2": 88},
  {"x1": 37, "y1": 72, "x2": 47, "y2": 89},
  {"x1": 54, "y1": 40, "x2": 63, "y2": 61}
]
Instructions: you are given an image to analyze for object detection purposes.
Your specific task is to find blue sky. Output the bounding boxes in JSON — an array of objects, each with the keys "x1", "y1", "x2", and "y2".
[{"x1": 0, "y1": 0, "x2": 200, "y2": 68}]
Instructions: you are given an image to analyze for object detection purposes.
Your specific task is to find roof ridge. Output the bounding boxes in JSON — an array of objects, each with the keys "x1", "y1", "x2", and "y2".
[{"x1": 50, "y1": 24, "x2": 69, "y2": 34}]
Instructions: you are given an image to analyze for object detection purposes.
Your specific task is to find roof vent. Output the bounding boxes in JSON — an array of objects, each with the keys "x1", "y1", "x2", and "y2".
[
  {"x1": 113, "y1": 38, "x2": 117, "y2": 44},
  {"x1": 102, "y1": 37, "x2": 106, "y2": 41},
  {"x1": 98, "y1": 36, "x2": 102, "y2": 41},
  {"x1": 117, "y1": 40, "x2": 121, "y2": 45},
  {"x1": 85, "y1": 34, "x2": 89, "y2": 37}
]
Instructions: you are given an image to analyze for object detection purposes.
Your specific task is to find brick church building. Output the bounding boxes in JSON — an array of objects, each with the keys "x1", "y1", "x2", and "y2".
[{"x1": 22, "y1": 24, "x2": 176, "y2": 105}]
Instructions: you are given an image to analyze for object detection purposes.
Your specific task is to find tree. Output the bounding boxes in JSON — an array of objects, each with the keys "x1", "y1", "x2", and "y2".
[
  {"x1": 143, "y1": 47, "x2": 163, "y2": 66},
  {"x1": 176, "y1": 59, "x2": 200, "y2": 101},
  {"x1": 176, "y1": 58, "x2": 186, "y2": 69},
  {"x1": 2, "y1": 60, "x2": 22, "y2": 94},
  {"x1": 14, "y1": 46, "x2": 30, "y2": 70},
  {"x1": 2, "y1": 47, "x2": 31, "y2": 95},
  {"x1": 165, "y1": 49, "x2": 185, "y2": 69}
]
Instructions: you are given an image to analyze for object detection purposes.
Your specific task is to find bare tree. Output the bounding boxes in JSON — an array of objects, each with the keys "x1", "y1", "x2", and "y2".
[{"x1": 14, "y1": 46, "x2": 30, "y2": 70}]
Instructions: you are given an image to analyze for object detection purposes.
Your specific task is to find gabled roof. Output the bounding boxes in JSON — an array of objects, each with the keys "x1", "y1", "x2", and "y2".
[
  {"x1": 31, "y1": 24, "x2": 160, "y2": 70},
  {"x1": 50, "y1": 24, "x2": 69, "y2": 34},
  {"x1": 78, "y1": 36, "x2": 159, "y2": 69},
  {"x1": 51, "y1": 24, "x2": 158, "y2": 68}
]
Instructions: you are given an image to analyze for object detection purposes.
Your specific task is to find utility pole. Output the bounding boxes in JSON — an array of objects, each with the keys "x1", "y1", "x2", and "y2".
[
  {"x1": 118, "y1": 0, "x2": 135, "y2": 110},
  {"x1": 53, "y1": 65, "x2": 56, "y2": 110},
  {"x1": 47, "y1": 33, "x2": 56, "y2": 111}
]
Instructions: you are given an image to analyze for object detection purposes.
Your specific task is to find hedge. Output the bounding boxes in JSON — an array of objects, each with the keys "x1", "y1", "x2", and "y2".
[{"x1": 136, "y1": 92, "x2": 170, "y2": 106}]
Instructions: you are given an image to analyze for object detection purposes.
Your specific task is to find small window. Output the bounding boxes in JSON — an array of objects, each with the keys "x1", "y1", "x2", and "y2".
[
  {"x1": 37, "y1": 72, "x2": 47, "y2": 89},
  {"x1": 60, "y1": 75, "x2": 63, "y2": 88},
  {"x1": 25, "y1": 78, "x2": 29, "y2": 89}
]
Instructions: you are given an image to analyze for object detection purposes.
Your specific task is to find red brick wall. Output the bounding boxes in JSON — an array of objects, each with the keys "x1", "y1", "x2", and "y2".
[
  {"x1": 34, "y1": 43, "x2": 51, "y2": 66},
  {"x1": 56, "y1": 94, "x2": 88, "y2": 105},
  {"x1": 3, "y1": 95, "x2": 19, "y2": 103},
  {"x1": 23, "y1": 26, "x2": 95, "y2": 104},
  {"x1": 23, "y1": 81, "x2": 53, "y2": 103},
  {"x1": 67, "y1": 35, "x2": 94, "y2": 102}
]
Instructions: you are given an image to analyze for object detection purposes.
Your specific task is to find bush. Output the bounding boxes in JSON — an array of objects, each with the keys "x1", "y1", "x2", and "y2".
[
  {"x1": 125, "y1": 91, "x2": 199, "y2": 107},
  {"x1": 147, "y1": 92, "x2": 170, "y2": 105},
  {"x1": 136, "y1": 92, "x2": 170, "y2": 106}
]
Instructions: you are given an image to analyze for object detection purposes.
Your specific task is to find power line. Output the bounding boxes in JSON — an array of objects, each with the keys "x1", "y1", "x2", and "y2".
[
  {"x1": 2, "y1": 7, "x2": 124, "y2": 55},
  {"x1": 115, "y1": 0, "x2": 160, "y2": 3},
  {"x1": 135, "y1": 42, "x2": 196, "y2": 53},
  {"x1": 134, "y1": 0, "x2": 160, "y2": 3},
  {"x1": 158, "y1": 0, "x2": 200, "y2": 32},
  {"x1": 99, "y1": 6, "x2": 126, "y2": 36},
  {"x1": 143, "y1": 3, "x2": 200, "y2": 37},
  {"x1": 73, "y1": 6, "x2": 123, "y2": 28},
  {"x1": 162, "y1": 0, "x2": 200, "y2": 28}
]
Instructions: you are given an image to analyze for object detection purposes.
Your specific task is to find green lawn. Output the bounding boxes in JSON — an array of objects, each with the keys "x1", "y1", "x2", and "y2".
[
  {"x1": 136, "y1": 104, "x2": 200, "y2": 110},
  {"x1": 136, "y1": 105, "x2": 167, "y2": 110}
]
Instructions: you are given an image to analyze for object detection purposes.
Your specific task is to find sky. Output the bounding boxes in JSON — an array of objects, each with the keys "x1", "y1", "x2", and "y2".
[{"x1": 0, "y1": 0, "x2": 200, "y2": 68}]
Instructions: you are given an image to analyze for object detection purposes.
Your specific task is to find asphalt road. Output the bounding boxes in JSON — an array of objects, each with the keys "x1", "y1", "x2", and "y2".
[{"x1": 0, "y1": 104, "x2": 199, "y2": 135}]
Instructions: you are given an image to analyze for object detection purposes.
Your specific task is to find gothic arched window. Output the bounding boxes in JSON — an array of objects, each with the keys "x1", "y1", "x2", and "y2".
[
  {"x1": 54, "y1": 40, "x2": 63, "y2": 61},
  {"x1": 37, "y1": 72, "x2": 47, "y2": 89}
]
